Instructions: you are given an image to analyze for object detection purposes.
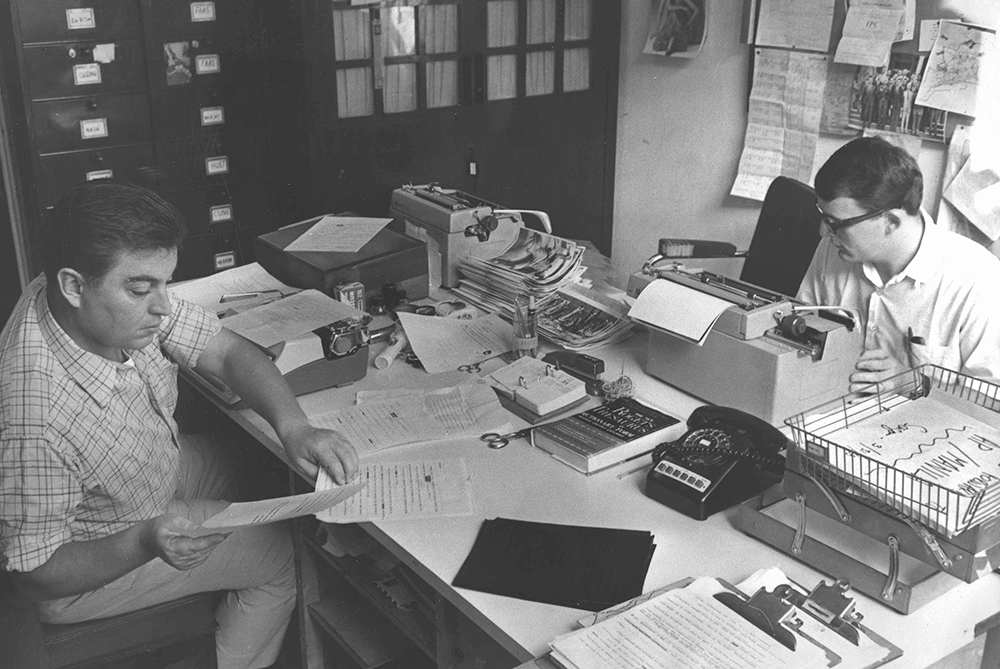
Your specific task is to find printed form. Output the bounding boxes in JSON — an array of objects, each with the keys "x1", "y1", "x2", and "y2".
[
  {"x1": 201, "y1": 483, "x2": 367, "y2": 529},
  {"x1": 284, "y1": 215, "x2": 391, "y2": 253},
  {"x1": 314, "y1": 459, "x2": 474, "y2": 523},
  {"x1": 220, "y1": 289, "x2": 362, "y2": 348},
  {"x1": 397, "y1": 311, "x2": 513, "y2": 374},
  {"x1": 167, "y1": 262, "x2": 298, "y2": 312}
]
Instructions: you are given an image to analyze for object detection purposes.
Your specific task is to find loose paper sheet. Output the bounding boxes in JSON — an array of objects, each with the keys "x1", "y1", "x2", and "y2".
[
  {"x1": 201, "y1": 483, "x2": 367, "y2": 529},
  {"x1": 916, "y1": 21, "x2": 996, "y2": 118},
  {"x1": 314, "y1": 459, "x2": 475, "y2": 522},
  {"x1": 220, "y1": 289, "x2": 362, "y2": 349},
  {"x1": 833, "y1": 3, "x2": 903, "y2": 67},
  {"x1": 283, "y1": 215, "x2": 390, "y2": 253},
  {"x1": 754, "y1": 0, "x2": 835, "y2": 52},
  {"x1": 549, "y1": 577, "x2": 827, "y2": 669},
  {"x1": 397, "y1": 311, "x2": 513, "y2": 374},
  {"x1": 943, "y1": 156, "x2": 1000, "y2": 240},
  {"x1": 167, "y1": 262, "x2": 298, "y2": 313},
  {"x1": 731, "y1": 49, "x2": 827, "y2": 201},
  {"x1": 309, "y1": 381, "x2": 509, "y2": 456},
  {"x1": 919, "y1": 19, "x2": 941, "y2": 52},
  {"x1": 628, "y1": 279, "x2": 731, "y2": 345}
]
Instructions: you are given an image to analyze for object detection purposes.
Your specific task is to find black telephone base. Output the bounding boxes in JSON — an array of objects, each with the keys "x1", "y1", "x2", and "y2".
[{"x1": 644, "y1": 457, "x2": 782, "y2": 521}]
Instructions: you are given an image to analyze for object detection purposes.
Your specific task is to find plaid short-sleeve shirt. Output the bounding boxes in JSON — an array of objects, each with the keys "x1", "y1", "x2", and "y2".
[{"x1": 0, "y1": 275, "x2": 221, "y2": 572}]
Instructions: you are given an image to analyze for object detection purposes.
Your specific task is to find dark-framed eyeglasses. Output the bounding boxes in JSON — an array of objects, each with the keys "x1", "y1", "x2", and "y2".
[{"x1": 815, "y1": 203, "x2": 892, "y2": 233}]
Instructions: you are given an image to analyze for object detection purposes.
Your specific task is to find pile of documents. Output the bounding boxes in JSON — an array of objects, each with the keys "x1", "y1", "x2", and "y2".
[{"x1": 452, "y1": 228, "x2": 633, "y2": 351}]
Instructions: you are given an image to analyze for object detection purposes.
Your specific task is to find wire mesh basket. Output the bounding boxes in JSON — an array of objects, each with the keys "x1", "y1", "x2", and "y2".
[{"x1": 784, "y1": 365, "x2": 1000, "y2": 538}]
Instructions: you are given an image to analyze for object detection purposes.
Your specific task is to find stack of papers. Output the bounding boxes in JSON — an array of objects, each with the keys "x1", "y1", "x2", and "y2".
[{"x1": 535, "y1": 282, "x2": 635, "y2": 351}]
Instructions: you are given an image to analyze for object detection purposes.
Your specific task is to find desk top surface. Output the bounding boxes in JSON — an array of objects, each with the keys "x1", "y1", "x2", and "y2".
[{"x1": 214, "y1": 330, "x2": 1000, "y2": 667}]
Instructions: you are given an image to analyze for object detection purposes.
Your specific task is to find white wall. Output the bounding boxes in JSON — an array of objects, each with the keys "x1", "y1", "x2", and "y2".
[{"x1": 611, "y1": 0, "x2": 1000, "y2": 289}]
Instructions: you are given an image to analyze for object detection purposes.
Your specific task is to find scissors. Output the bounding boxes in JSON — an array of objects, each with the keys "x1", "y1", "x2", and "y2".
[
  {"x1": 479, "y1": 427, "x2": 532, "y2": 449},
  {"x1": 458, "y1": 362, "x2": 482, "y2": 374}
]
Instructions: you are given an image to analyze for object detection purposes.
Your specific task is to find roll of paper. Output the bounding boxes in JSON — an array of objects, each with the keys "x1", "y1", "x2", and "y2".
[{"x1": 374, "y1": 324, "x2": 408, "y2": 370}]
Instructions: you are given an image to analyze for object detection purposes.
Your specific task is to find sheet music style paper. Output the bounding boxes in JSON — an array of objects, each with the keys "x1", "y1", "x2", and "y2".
[
  {"x1": 397, "y1": 311, "x2": 513, "y2": 374},
  {"x1": 314, "y1": 459, "x2": 474, "y2": 523},
  {"x1": 627, "y1": 278, "x2": 730, "y2": 345},
  {"x1": 220, "y1": 289, "x2": 361, "y2": 349},
  {"x1": 167, "y1": 262, "x2": 298, "y2": 313},
  {"x1": 201, "y1": 483, "x2": 367, "y2": 529},
  {"x1": 548, "y1": 577, "x2": 828, "y2": 669},
  {"x1": 283, "y1": 215, "x2": 391, "y2": 253},
  {"x1": 310, "y1": 381, "x2": 509, "y2": 456}
]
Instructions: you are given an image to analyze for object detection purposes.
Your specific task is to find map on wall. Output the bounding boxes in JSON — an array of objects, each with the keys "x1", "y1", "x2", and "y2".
[{"x1": 916, "y1": 20, "x2": 997, "y2": 117}]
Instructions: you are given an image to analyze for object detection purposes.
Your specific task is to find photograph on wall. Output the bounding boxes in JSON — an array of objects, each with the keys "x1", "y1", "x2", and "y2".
[
  {"x1": 644, "y1": 0, "x2": 707, "y2": 59},
  {"x1": 164, "y1": 41, "x2": 193, "y2": 86},
  {"x1": 847, "y1": 52, "x2": 946, "y2": 142}
]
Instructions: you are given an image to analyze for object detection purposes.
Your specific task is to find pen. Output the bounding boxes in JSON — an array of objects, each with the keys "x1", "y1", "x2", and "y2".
[
  {"x1": 219, "y1": 290, "x2": 282, "y2": 303},
  {"x1": 905, "y1": 327, "x2": 925, "y2": 369}
]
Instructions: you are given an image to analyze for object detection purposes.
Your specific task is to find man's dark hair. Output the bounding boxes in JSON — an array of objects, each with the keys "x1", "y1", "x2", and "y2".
[
  {"x1": 814, "y1": 136, "x2": 923, "y2": 215},
  {"x1": 40, "y1": 182, "x2": 187, "y2": 284}
]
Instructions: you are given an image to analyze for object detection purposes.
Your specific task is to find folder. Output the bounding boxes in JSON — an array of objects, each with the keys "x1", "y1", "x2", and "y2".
[{"x1": 546, "y1": 570, "x2": 901, "y2": 669}]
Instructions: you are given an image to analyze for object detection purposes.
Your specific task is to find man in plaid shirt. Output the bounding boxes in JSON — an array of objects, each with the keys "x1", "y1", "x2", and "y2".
[{"x1": 0, "y1": 183, "x2": 359, "y2": 669}]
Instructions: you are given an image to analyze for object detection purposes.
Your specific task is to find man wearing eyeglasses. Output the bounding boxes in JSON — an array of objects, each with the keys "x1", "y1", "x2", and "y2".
[{"x1": 797, "y1": 136, "x2": 1000, "y2": 391}]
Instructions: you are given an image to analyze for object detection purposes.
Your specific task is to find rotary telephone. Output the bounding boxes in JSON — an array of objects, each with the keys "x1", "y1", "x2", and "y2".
[{"x1": 644, "y1": 405, "x2": 788, "y2": 520}]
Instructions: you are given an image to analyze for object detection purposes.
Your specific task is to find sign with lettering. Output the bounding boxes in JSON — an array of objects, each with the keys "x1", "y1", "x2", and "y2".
[
  {"x1": 80, "y1": 118, "x2": 108, "y2": 139},
  {"x1": 73, "y1": 63, "x2": 102, "y2": 86},
  {"x1": 86, "y1": 169, "x2": 114, "y2": 181},
  {"x1": 205, "y1": 156, "x2": 229, "y2": 175},
  {"x1": 195, "y1": 54, "x2": 221, "y2": 75},
  {"x1": 210, "y1": 204, "x2": 233, "y2": 223},
  {"x1": 200, "y1": 106, "x2": 225, "y2": 126},
  {"x1": 66, "y1": 8, "x2": 96, "y2": 30},
  {"x1": 190, "y1": 2, "x2": 216, "y2": 22}
]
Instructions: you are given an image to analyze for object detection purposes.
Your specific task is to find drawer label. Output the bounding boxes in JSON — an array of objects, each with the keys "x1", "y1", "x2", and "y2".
[
  {"x1": 214, "y1": 251, "x2": 236, "y2": 271},
  {"x1": 73, "y1": 63, "x2": 102, "y2": 86},
  {"x1": 205, "y1": 156, "x2": 229, "y2": 175},
  {"x1": 200, "y1": 106, "x2": 225, "y2": 126},
  {"x1": 66, "y1": 8, "x2": 96, "y2": 30},
  {"x1": 210, "y1": 204, "x2": 233, "y2": 223},
  {"x1": 190, "y1": 2, "x2": 217, "y2": 22},
  {"x1": 195, "y1": 54, "x2": 221, "y2": 75},
  {"x1": 80, "y1": 118, "x2": 108, "y2": 139},
  {"x1": 86, "y1": 169, "x2": 114, "y2": 181}
]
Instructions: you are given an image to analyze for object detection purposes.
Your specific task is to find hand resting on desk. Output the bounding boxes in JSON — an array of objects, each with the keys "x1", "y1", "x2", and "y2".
[{"x1": 280, "y1": 422, "x2": 359, "y2": 486}]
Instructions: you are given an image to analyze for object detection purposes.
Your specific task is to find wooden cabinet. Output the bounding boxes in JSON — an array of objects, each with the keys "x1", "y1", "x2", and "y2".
[{"x1": 2, "y1": 0, "x2": 295, "y2": 281}]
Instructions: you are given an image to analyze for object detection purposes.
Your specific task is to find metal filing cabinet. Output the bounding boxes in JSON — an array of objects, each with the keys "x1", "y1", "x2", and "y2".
[{"x1": 4, "y1": 0, "x2": 281, "y2": 281}]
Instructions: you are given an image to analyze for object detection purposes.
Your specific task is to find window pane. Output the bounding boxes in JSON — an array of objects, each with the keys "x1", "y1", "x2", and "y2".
[
  {"x1": 563, "y1": 48, "x2": 589, "y2": 92},
  {"x1": 383, "y1": 6, "x2": 416, "y2": 57},
  {"x1": 487, "y1": 54, "x2": 517, "y2": 100},
  {"x1": 385, "y1": 63, "x2": 417, "y2": 113},
  {"x1": 487, "y1": 1, "x2": 517, "y2": 48},
  {"x1": 333, "y1": 9, "x2": 371, "y2": 61},
  {"x1": 527, "y1": 0, "x2": 555, "y2": 45},
  {"x1": 421, "y1": 4, "x2": 458, "y2": 54},
  {"x1": 426, "y1": 60, "x2": 459, "y2": 108},
  {"x1": 564, "y1": 0, "x2": 591, "y2": 41},
  {"x1": 525, "y1": 51, "x2": 554, "y2": 96},
  {"x1": 336, "y1": 67, "x2": 374, "y2": 117}
]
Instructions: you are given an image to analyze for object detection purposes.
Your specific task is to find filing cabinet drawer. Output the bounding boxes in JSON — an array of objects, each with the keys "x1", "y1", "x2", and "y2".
[
  {"x1": 156, "y1": 132, "x2": 268, "y2": 190},
  {"x1": 174, "y1": 230, "x2": 242, "y2": 281},
  {"x1": 32, "y1": 93, "x2": 151, "y2": 154},
  {"x1": 23, "y1": 40, "x2": 146, "y2": 100},
  {"x1": 149, "y1": 80, "x2": 265, "y2": 139},
  {"x1": 142, "y1": 0, "x2": 230, "y2": 37},
  {"x1": 35, "y1": 144, "x2": 157, "y2": 207},
  {"x1": 16, "y1": 0, "x2": 140, "y2": 44},
  {"x1": 165, "y1": 183, "x2": 273, "y2": 236},
  {"x1": 149, "y1": 35, "x2": 227, "y2": 90}
]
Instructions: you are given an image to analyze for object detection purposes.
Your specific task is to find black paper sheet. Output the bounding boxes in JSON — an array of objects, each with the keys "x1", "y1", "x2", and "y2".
[{"x1": 452, "y1": 517, "x2": 656, "y2": 612}]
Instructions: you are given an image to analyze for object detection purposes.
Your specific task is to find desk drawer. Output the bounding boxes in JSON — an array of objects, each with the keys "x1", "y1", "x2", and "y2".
[
  {"x1": 16, "y1": 0, "x2": 140, "y2": 44},
  {"x1": 32, "y1": 93, "x2": 151, "y2": 154},
  {"x1": 166, "y1": 183, "x2": 272, "y2": 236},
  {"x1": 174, "y1": 229, "x2": 241, "y2": 281},
  {"x1": 23, "y1": 40, "x2": 146, "y2": 100},
  {"x1": 35, "y1": 143, "x2": 157, "y2": 207},
  {"x1": 150, "y1": 36, "x2": 228, "y2": 90},
  {"x1": 141, "y1": 0, "x2": 258, "y2": 38}
]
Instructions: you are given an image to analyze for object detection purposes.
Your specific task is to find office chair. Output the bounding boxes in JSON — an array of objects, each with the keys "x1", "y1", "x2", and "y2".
[
  {"x1": 652, "y1": 176, "x2": 822, "y2": 298},
  {"x1": 1, "y1": 569, "x2": 219, "y2": 669}
]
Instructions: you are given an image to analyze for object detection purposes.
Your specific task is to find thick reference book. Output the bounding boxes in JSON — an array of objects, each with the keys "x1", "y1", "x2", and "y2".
[{"x1": 530, "y1": 397, "x2": 683, "y2": 474}]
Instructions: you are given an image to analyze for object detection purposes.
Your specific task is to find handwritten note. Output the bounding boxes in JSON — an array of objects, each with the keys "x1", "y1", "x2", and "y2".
[
  {"x1": 315, "y1": 459, "x2": 474, "y2": 523},
  {"x1": 201, "y1": 483, "x2": 367, "y2": 529},
  {"x1": 283, "y1": 216, "x2": 390, "y2": 253}
]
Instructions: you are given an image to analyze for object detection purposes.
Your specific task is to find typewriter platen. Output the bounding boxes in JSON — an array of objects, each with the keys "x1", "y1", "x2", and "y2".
[{"x1": 627, "y1": 264, "x2": 862, "y2": 425}]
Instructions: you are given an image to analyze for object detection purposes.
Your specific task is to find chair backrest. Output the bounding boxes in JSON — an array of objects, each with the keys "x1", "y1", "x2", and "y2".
[{"x1": 739, "y1": 176, "x2": 822, "y2": 298}]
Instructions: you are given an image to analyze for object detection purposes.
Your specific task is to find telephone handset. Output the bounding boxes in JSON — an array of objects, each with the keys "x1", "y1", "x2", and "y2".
[{"x1": 644, "y1": 406, "x2": 788, "y2": 520}]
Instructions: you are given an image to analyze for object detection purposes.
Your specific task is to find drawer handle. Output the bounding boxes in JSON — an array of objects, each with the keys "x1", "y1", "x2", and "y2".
[{"x1": 86, "y1": 98, "x2": 98, "y2": 111}]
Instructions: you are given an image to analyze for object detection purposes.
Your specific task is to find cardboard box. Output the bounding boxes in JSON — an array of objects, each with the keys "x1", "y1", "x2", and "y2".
[{"x1": 255, "y1": 215, "x2": 429, "y2": 303}]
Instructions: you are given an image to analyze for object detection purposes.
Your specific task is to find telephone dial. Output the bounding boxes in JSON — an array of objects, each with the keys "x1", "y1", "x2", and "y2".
[{"x1": 644, "y1": 406, "x2": 788, "y2": 520}]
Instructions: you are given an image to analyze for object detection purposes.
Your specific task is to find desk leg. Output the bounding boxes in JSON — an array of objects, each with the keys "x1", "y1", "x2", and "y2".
[
  {"x1": 982, "y1": 624, "x2": 1000, "y2": 669},
  {"x1": 290, "y1": 472, "x2": 325, "y2": 669}
]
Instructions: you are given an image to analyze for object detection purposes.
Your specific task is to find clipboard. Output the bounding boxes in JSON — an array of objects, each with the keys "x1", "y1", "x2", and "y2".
[{"x1": 547, "y1": 572, "x2": 901, "y2": 669}]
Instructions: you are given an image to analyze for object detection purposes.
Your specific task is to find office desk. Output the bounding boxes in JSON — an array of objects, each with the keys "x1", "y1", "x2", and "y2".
[{"x1": 203, "y1": 331, "x2": 1000, "y2": 669}]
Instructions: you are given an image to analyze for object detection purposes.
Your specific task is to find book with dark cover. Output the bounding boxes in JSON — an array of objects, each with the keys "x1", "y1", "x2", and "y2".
[{"x1": 530, "y1": 397, "x2": 682, "y2": 474}]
